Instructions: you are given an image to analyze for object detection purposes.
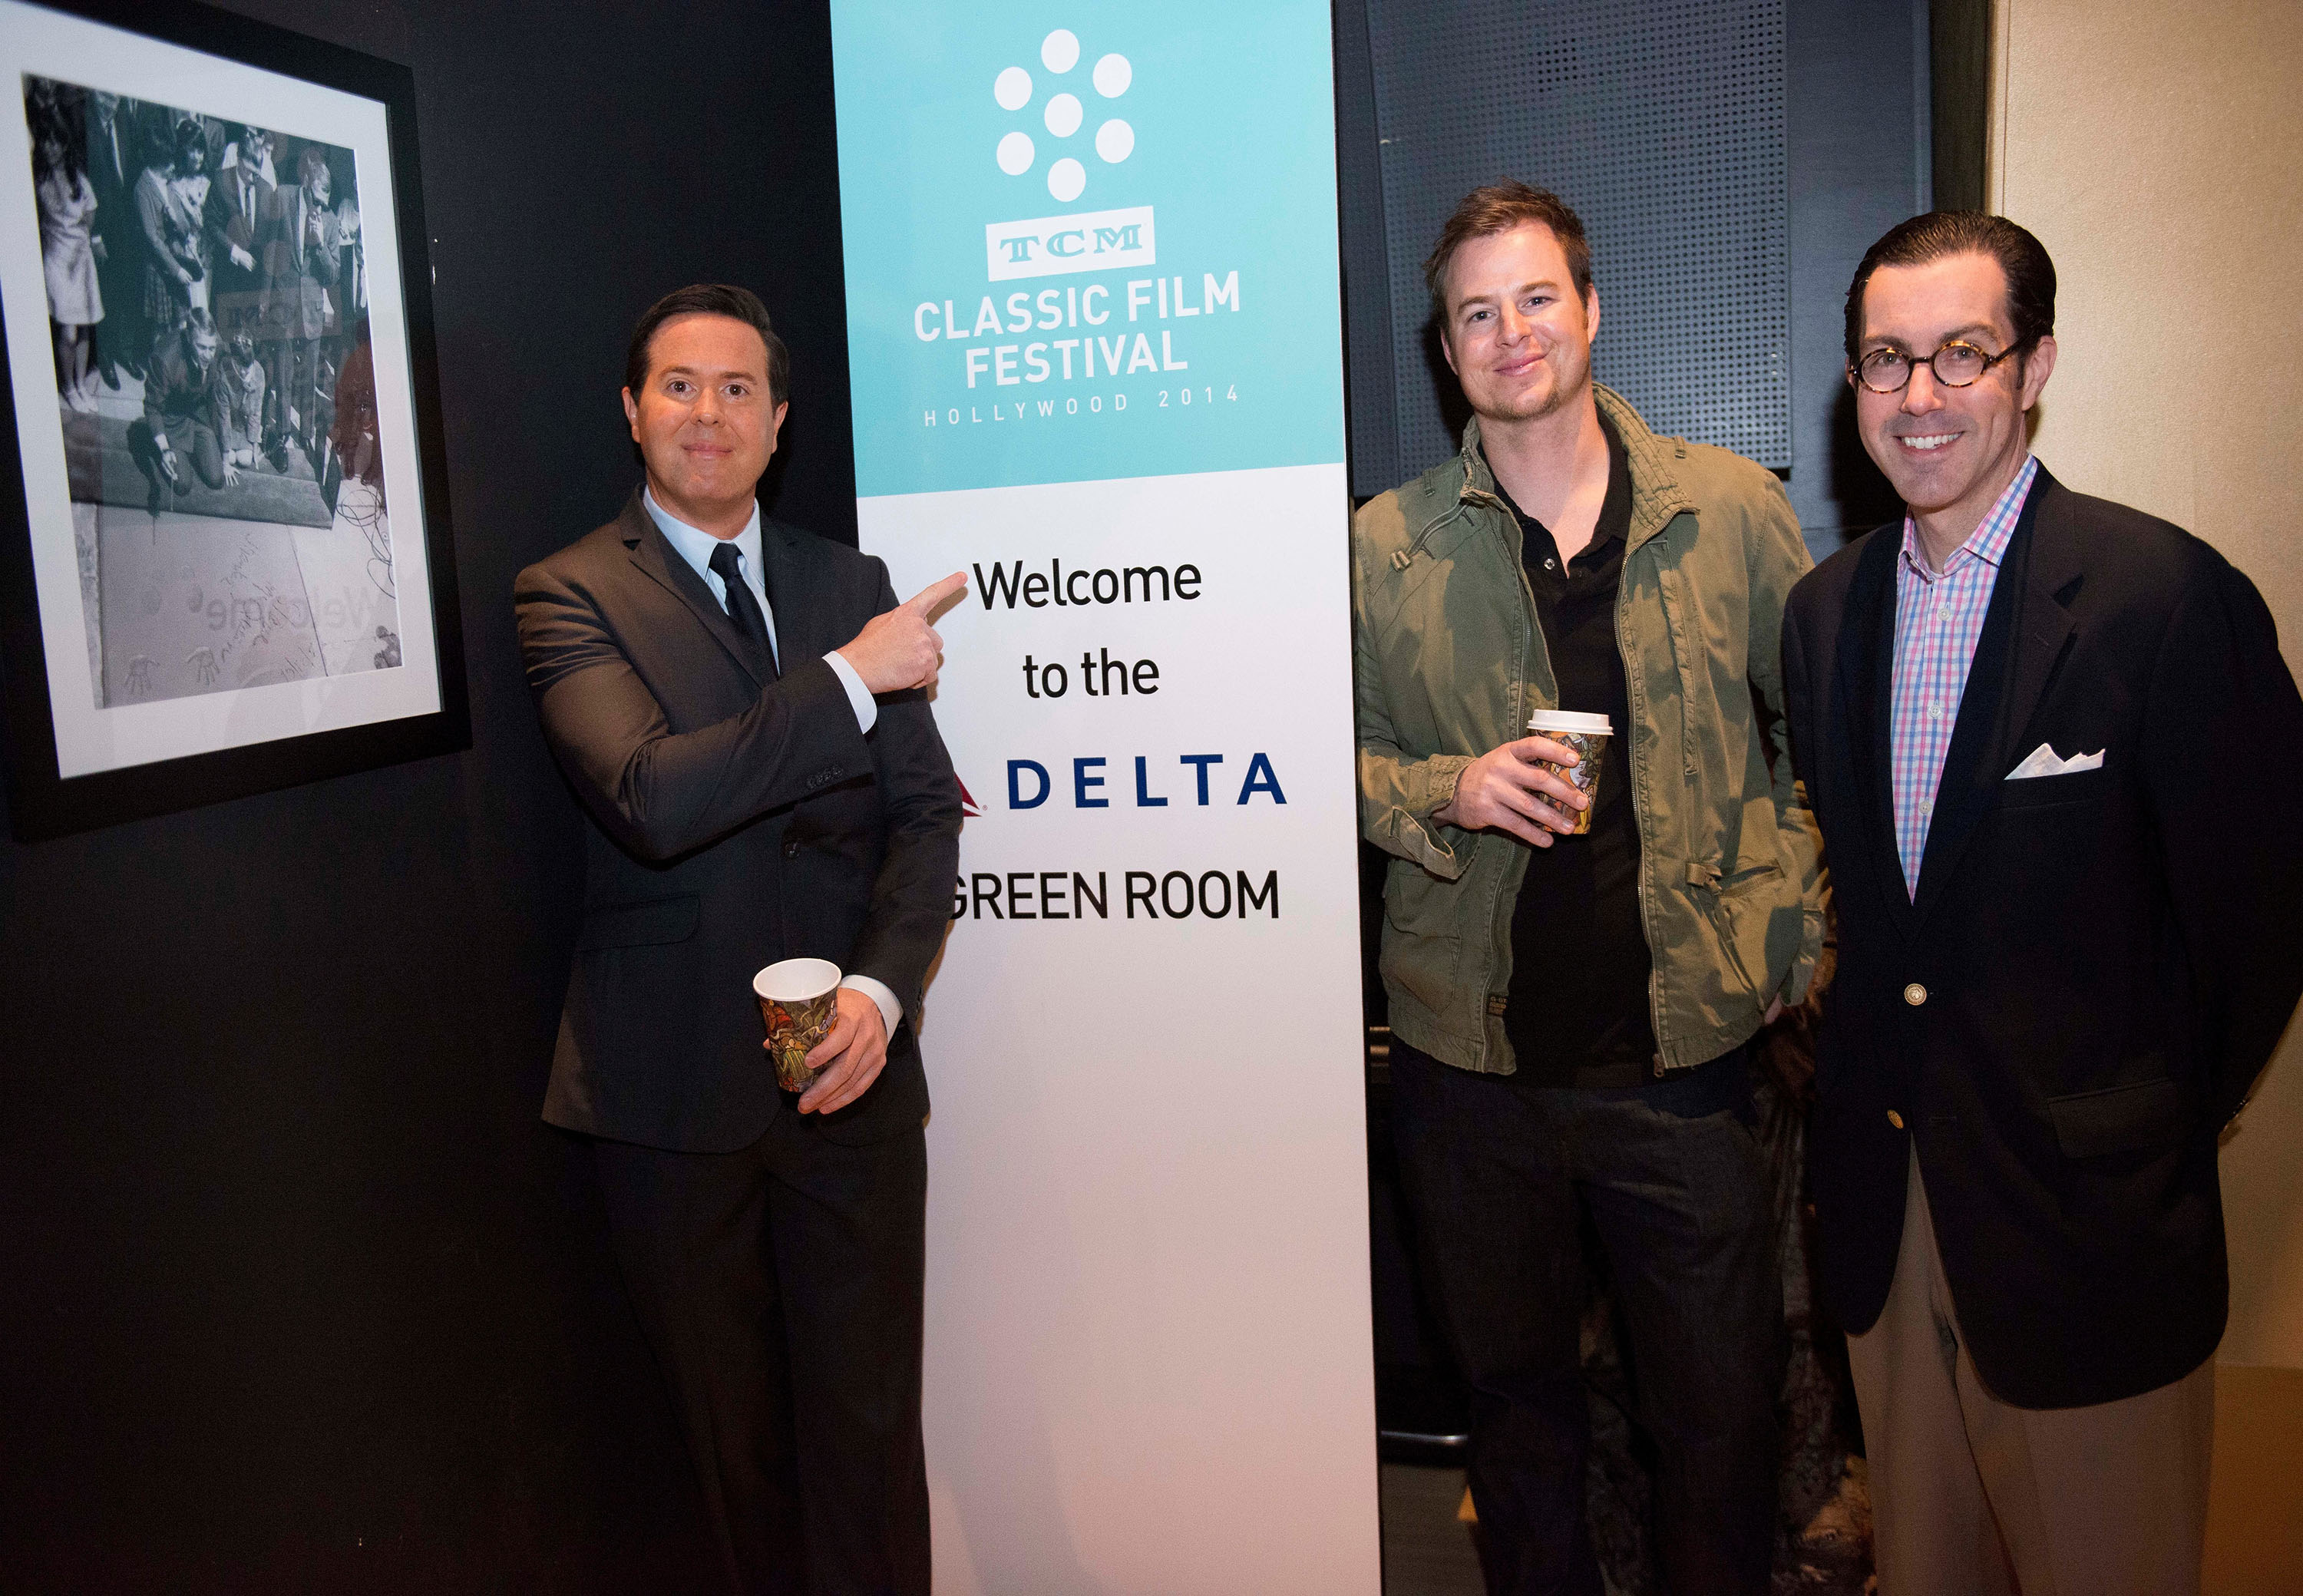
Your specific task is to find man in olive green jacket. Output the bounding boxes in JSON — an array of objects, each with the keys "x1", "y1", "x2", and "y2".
[{"x1": 1356, "y1": 183, "x2": 1822, "y2": 1596}]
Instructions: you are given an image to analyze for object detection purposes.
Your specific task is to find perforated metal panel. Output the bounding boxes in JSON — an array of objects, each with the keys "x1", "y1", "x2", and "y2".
[{"x1": 1364, "y1": 0, "x2": 1789, "y2": 478}]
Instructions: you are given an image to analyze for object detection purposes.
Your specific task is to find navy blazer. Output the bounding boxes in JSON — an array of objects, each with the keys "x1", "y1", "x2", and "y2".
[
  {"x1": 1783, "y1": 468, "x2": 2303, "y2": 1408},
  {"x1": 515, "y1": 491, "x2": 963, "y2": 1153}
]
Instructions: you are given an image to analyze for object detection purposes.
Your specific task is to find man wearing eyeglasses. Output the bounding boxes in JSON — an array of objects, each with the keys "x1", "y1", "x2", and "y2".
[{"x1": 1781, "y1": 212, "x2": 2303, "y2": 1595}]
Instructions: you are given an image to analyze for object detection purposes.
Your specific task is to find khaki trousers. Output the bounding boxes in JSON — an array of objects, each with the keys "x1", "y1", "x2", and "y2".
[{"x1": 1847, "y1": 1150, "x2": 2215, "y2": 1596}]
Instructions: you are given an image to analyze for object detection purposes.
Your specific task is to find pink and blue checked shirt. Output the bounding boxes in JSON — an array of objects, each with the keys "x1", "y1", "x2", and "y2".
[{"x1": 1889, "y1": 454, "x2": 2040, "y2": 897}]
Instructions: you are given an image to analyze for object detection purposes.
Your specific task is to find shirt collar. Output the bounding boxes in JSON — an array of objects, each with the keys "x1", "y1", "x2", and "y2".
[
  {"x1": 1478, "y1": 409, "x2": 1634, "y2": 557},
  {"x1": 1901, "y1": 453, "x2": 2039, "y2": 581},
  {"x1": 643, "y1": 485, "x2": 762, "y2": 597}
]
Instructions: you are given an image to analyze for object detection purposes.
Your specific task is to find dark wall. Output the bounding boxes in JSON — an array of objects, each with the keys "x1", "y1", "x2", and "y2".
[
  {"x1": 1333, "y1": 0, "x2": 1928, "y2": 552},
  {"x1": 1783, "y1": 0, "x2": 1933, "y2": 553},
  {"x1": 0, "y1": 2, "x2": 856, "y2": 1588},
  {"x1": 1929, "y1": 0, "x2": 1993, "y2": 213}
]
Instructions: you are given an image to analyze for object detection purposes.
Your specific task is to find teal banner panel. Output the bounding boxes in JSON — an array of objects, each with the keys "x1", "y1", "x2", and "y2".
[{"x1": 831, "y1": 0, "x2": 1347, "y2": 497}]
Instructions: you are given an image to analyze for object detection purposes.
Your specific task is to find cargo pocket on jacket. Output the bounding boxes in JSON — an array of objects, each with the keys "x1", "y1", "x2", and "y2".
[
  {"x1": 2047, "y1": 1076, "x2": 2185, "y2": 1158},
  {"x1": 1381, "y1": 861, "x2": 1464, "y2": 1019},
  {"x1": 1690, "y1": 861, "x2": 1782, "y2": 1005}
]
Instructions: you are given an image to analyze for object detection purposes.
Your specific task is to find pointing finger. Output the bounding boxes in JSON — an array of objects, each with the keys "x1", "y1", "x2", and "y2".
[{"x1": 902, "y1": 571, "x2": 968, "y2": 614}]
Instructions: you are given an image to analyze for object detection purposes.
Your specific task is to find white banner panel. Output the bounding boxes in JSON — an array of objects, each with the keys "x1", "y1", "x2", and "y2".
[{"x1": 831, "y1": 4, "x2": 1379, "y2": 1590}]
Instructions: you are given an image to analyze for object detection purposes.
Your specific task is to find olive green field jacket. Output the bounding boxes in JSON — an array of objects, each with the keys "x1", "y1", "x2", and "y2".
[{"x1": 1353, "y1": 386, "x2": 1826, "y2": 1076}]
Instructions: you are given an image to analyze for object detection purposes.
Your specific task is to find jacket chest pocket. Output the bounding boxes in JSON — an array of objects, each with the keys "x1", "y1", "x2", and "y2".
[{"x1": 1998, "y1": 764, "x2": 2110, "y2": 811}]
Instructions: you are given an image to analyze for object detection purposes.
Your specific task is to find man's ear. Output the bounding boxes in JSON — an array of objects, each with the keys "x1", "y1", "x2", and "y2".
[
  {"x1": 1438, "y1": 322, "x2": 1458, "y2": 378},
  {"x1": 1584, "y1": 285, "x2": 1601, "y2": 342},
  {"x1": 622, "y1": 387, "x2": 640, "y2": 441},
  {"x1": 2017, "y1": 335, "x2": 2057, "y2": 410}
]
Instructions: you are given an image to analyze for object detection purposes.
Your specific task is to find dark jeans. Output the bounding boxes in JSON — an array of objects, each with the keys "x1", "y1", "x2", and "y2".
[{"x1": 1389, "y1": 1039, "x2": 1782, "y2": 1596}]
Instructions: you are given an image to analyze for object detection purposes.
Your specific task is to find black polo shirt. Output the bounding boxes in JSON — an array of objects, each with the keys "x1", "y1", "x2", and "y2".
[{"x1": 1489, "y1": 416, "x2": 1660, "y2": 1090}]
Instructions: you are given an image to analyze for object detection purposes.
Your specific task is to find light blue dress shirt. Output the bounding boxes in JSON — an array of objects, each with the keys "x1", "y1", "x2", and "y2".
[{"x1": 642, "y1": 487, "x2": 901, "y2": 1039}]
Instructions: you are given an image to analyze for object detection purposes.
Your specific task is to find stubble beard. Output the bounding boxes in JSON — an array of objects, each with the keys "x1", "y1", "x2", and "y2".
[{"x1": 1473, "y1": 354, "x2": 1589, "y2": 428}]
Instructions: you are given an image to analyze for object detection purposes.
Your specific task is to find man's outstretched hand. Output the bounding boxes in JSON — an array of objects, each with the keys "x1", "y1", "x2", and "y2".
[{"x1": 838, "y1": 572, "x2": 967, "y2": 692}]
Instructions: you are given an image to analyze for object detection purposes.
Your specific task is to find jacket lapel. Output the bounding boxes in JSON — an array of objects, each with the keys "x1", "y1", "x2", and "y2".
[
  {"x1": 1836, "y1": 524, "x2": 1915, "y2": 940},
  {"x1": 755, "y1": 519, "x2": 818, "y2": 672},
  {"x1": 620, "y1": 491, "x2": 769, "y2": 688},
  {"x1": 1991, "y1": 472, "x2": 2082, "y2": 777},
  {"x1": 1910, "y1": 471, "x2": 2073, "y2": 924}
]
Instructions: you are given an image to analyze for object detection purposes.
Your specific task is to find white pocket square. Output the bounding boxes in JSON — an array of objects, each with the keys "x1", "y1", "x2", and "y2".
[{"x1": 2007, "y1": 742, "x2": 2105, "y2": 780}]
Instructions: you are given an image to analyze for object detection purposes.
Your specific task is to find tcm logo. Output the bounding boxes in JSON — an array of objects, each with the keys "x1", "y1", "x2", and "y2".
[{"x1": 986, "y1": 206, "x2": 1155, "y2": 283}]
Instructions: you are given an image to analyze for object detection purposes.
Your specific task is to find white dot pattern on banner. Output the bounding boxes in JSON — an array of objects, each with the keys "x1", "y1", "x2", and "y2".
[
  {"x1": 1047, "y1": 157, "x2": 1085, "y2": 202},
  {"x1": 1363, "y1": 0, "x2": 1790, "y2": 471},
  {"x1": 993, "y1": 65, "x2": 1032, "y2": 111},
  {"x1": 1045, "y1": 93, "x2": 1082, "y2": 137},
  {"x1": 1095, "y1": 118, "x2": 1134, "y2": 164},
  {"x1": 997, "y1": 130, "x2": 1034, "y2": 176},
  {"x1": 1041, "y1": 28, "x2": 1079, "y2": 73},
  {"x1": 1092, "y1": 53, "x2": 1132, "y2": 97}
]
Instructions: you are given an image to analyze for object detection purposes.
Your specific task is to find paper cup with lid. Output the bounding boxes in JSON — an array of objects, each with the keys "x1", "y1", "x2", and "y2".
[{"x1": 1525, "y1": 710, "x2": 1612, "y2": 836}]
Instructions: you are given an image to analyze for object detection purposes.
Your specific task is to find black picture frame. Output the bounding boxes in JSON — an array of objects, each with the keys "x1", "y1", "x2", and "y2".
[{"x1": 0, "y1": 0, "x2": 465, "y2": 841}]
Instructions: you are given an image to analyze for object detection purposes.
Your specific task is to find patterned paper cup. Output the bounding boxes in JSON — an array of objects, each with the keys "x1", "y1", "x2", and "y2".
[
  {"x1": 1526, "y1": 710, "x2": 1612, "y2": 837},
  {"x1": 753, "y1": 958, "x2": 842, "y2": 1092}
]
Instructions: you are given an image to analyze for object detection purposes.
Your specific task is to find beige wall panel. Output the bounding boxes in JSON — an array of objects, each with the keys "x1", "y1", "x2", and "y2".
[{"x1": 1992, "y1": 0, "x2": 2303, "y2": 1369}]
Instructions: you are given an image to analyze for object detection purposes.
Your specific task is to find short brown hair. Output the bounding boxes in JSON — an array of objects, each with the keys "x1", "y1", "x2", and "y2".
[
  {"x1": 1844, "y1": 211, "x2": 2055, "y2": 368},
  {"x1": 625, "y1": 283, "x2": 790, "y2": 408},
  {"x1": 1423, "y1": 181, "x2": 1594, "y2": 330}
]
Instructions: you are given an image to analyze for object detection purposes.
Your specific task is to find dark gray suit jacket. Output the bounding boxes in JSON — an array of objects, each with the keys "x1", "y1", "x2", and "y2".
[{"x1": 515, "y1": 491, "x2": 963, "y2": 1153}]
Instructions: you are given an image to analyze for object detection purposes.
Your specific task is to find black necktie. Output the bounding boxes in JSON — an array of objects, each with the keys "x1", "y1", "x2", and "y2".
[{"x1": 708, "y1": 541, "x2": 778, "y2": 679}]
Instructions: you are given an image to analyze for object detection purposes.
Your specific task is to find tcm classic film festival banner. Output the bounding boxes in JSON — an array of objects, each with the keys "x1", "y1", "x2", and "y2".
[{"x1": 830, "y1": 2, "x2": 1379, "y2": 1588}]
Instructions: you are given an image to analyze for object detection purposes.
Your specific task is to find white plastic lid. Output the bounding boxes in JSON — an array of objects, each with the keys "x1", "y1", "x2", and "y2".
[{"x1": 1527, "y1": 710, "x2": 1613, "y2": 735}]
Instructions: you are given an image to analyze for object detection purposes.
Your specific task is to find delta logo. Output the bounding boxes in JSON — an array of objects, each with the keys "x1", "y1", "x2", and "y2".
[
  {"x1": 957, "y1": 753, "x2": 1287, "y2": 815},
  {"x1": 983, "y1": 27, "x2": 1152, "y2": 283}
]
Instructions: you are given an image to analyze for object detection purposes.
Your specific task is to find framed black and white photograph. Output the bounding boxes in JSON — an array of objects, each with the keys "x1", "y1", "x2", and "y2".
[{"x1": 0, "y1": 0, "x2": 463, "y2": 840}]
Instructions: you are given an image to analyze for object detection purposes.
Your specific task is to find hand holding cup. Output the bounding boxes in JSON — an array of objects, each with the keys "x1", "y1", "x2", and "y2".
[
  {"x1": 1436, "y1": 729, "x2": 1593, "y2": 848},
  {"x1": 754, "y1": 958, "x2": 842, "y2": 1093}
]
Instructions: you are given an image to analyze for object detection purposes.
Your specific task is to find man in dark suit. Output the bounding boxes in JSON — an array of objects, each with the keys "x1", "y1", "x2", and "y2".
[
  {"x1": 203, "y1": 124, "x2": 274, "y2": 345},
  {"x1": 516, "y1": 284, "x2": 965, "y2": 1595},
  {"x1": 1783, "y1": 212, "x2": 2303, "y2": 1595},
  {"x1": 83, "y1": 90, "x2": 141, "y2": 385},
  {"x1": 130, "y1": 306, "x2": 235, "y2": 504},
  {"x1": 258, "y1": 145, "x2": 339, "y2": 468}
]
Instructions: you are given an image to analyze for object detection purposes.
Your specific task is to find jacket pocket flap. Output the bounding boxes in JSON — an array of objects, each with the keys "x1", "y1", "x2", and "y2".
[
  {"x1": 577, "y1": 894, "x2": 701, "y2": 951},
  {"x1": 2047, "y1": 1077, "x2": 2182, "y2": 1158}
]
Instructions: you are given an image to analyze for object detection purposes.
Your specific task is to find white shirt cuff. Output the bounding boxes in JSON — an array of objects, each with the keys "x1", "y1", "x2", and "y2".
[
  {"x1": 840, "y1": 975, "x2": 903, "y2": 1040},
  {"x1": 824, "y1": 651, "x2": 879, "y2": 734}
]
